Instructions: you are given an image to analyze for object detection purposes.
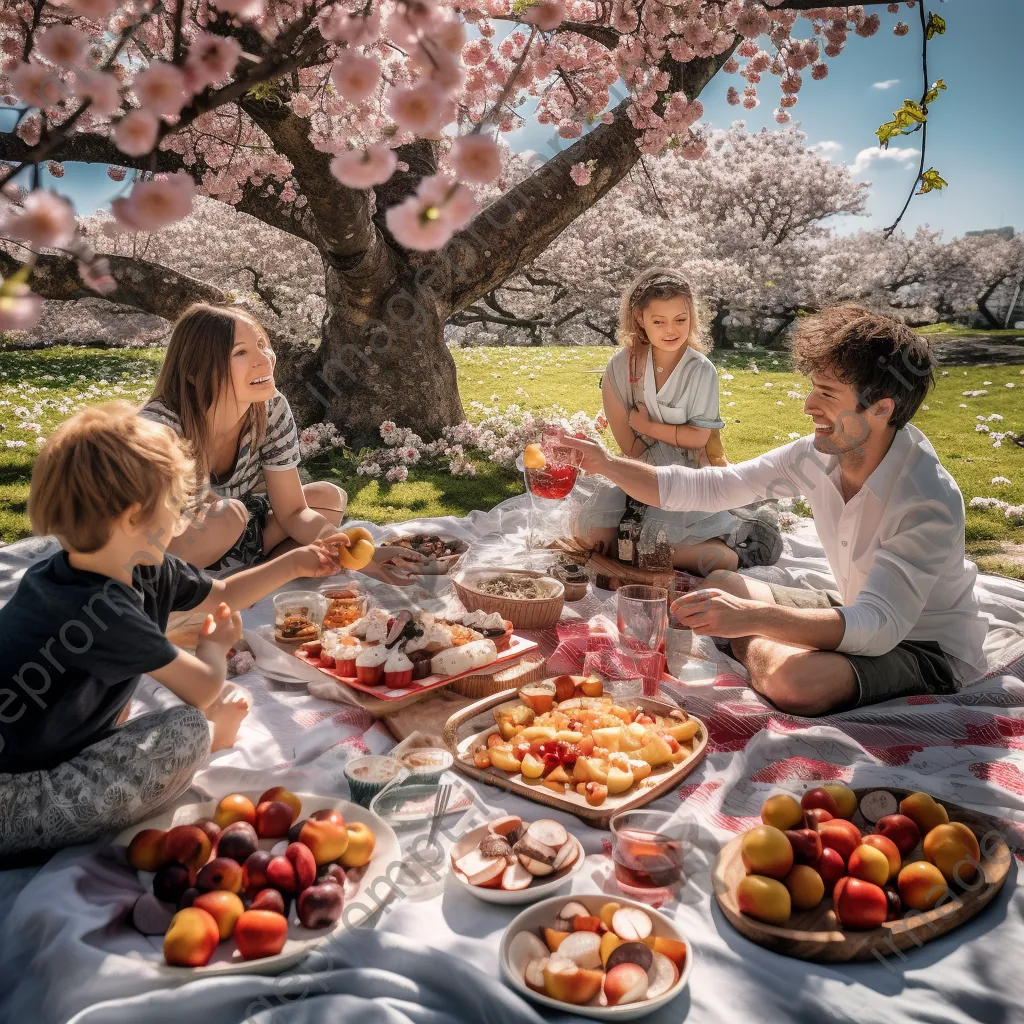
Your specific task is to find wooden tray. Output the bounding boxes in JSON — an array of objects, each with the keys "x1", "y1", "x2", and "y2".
[
  {"x1": 713, "y1": 787, "x2": 1012, "y2": 963},
  {"x1": 584, "y1": 551, "x2": 674, "y2": 591},
  {"x1": 443, "y1": 684, "x2": 708, "y2": 828}
]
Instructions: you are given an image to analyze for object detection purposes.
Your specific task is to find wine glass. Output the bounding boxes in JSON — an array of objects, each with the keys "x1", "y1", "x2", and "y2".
[{"x1": 518, "y1": 443, "x2": 583, "y2": 566}]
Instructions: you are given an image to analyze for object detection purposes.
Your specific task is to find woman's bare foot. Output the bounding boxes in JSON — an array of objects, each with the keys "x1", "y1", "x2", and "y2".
[{"x1": 205, "y1": 685, "x2": 251, "y2": 752}]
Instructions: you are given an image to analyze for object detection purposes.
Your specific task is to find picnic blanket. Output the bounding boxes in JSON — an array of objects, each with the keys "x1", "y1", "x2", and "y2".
[{"x1": 1, "y1": 499, "x2": 1024, "y2": 1024}]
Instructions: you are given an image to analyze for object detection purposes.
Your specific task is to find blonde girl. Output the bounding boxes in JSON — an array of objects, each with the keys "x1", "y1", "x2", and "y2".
[{"x1": 574, "y1": 268, "x2": 781, "y2": 573}]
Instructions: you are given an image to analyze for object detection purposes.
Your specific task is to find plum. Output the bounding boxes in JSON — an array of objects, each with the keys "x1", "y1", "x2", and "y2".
[{"x1": 297, "y1": 882, "x2": 344, "y2": 928}]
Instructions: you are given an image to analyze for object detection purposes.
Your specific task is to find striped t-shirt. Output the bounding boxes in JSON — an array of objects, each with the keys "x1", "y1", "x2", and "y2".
[{"x1": 140, "y1": 393, "x2": 301, "y2": 500}]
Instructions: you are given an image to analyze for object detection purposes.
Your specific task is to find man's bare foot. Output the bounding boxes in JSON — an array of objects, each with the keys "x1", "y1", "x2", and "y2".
[{"x1": 205, "y1": 685, "x2": 251, "y2": 752}]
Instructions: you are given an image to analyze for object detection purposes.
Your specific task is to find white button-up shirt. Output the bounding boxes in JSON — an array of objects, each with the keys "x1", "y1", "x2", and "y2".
[{"x1": 656, "y1": 425, "x2": 988, "y2": 682}]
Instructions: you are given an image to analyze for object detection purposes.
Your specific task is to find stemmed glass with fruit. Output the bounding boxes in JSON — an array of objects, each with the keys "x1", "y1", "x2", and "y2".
[{"x1": 517, "y1": 432, "x2": 583, "y2": 564}]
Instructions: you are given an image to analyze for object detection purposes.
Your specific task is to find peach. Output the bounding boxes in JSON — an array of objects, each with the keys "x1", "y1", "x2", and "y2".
[
  {"x1": 737, "y1": 874, "x2": 791, "y2": 926},
  {"x1": 847, "y1": 844, "x2": 891, "y2": 887},
  {"x1": 338, "y1": 822, "x2": 376, "y2": 868},
  {"x1": 163, "y1": 907, "x2": 220, "y2": 967},
  {"x1": 897, "y1": 861, "x2": 947, "y2": 911},
  {"x1": 153, "y1": 862, "x2": 192, "y2": 905},
  {"x1": 760, "y1": 794, "x2": 803, "y2": 832},
  {"x1": 833, "y1": 876, "x2": 888, "y2": 930},
  {"x1": 740, "y1": 825, "x2": 793, "y2": 880},
  {"x1": 803, "y1": 807, "x2": 834, "y2": 832},
  {"x1": 297, "y1": 882, "x2": 344, "y2": 928},
  {"x1": 242, "y1": 850, "x2": 274, "y2": 894},
  {"x1": 899, "y1": 792, "x2": 949, "y2": 835},
  {"x1": 267, "y1": 842, "x2": 317, "y2": 894},
  {"x1": 163, "y1": 824, "x2": 213, "y2": 875},
  {"x1": 234, "y1": 909, "x2": 289, "y2": 960},
  {"x1": 818, "y1": 819, "x2": 862, "y2": 865},
  {"x1": 801, "y1": 787, "x2": 841, "y2": 818},
  {"x1": 193, "y1": 818, "x2": 221, "y2": 846},
  {"x1": 519, "y1": 682, "x2": 555, "y2": 714},
  {"x1": 599, "y1": 931, "x2": 623, "y2": 967},
  {"x1": 650, "y1": 936, "x2": 688, "y2": 969},
  {"x1": 214, "y1": 793, "x2": 257, "y2": 829},
  {"x1": 542, "y1": 957, "x2": 604, "y2": 1005},
  {"x1": 784, "y1": 828, "x2": 823, "y2": 865},
  {"x1": 192, "y1": 890, "x2": 245, "y2": 941},
  {"x1": 195, "y1": 856, "x2": 243, "y2": 894},
  {"x1": 249, "y1": 888, "x2": 286, "y2": 914},
  {"x1": 604, "y1": 962, "x2": 649, "y2": 1005},
  {"x1": 598, "y1": 901, "x2": 621, "y2": 931},
  {"x1": 822, "y1": 782, "x2": 857, "y2": 820},
  {"x1": 923, "y1": 822, "x2": 981, "y2": 885},
  {"x1": 815, "y1": 847, "x2": 846, "y2": 889},
  {"x1": 299, "y1": 818, "x2": 350, "y2": 866},
  {"x1": 255, "y1": 801, "x2": 295, "y2": 839},
  {"x1": 259, "y1": 787, "x2": 302, "y2": 821},
  {"x1": 578, "y1": 678, "x2": 603, "y2": 698},
  {"x1": 784, "y1": 864, "x2": 825, "y2": 910},
  {"x1": 217, "y1": 822, "x2": 258, "y2": 864},
  {"x1": 310, "y1": 807, "x2": 346, "y2": 828},
  {"x1": 861, "y1": 834, "x2": 901, "y2": 881},
  {"x1": 875, "y1": 813, "x2": 922, "y2": 858},
  {"x1": 572, "y1": 915, "x2": 603, "y2": 934},
  {"x1": 552, "y1": 675, "x2": 577, "y2": 704},
  {"x1": 127, "y1": 828, "x2": 168, "y2": 872}
]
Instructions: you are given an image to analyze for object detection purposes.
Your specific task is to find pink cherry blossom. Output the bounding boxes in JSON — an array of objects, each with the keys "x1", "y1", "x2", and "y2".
[
  {"x1": 451, "y1": 134, "x2": 501, "y2": 184},
  {"x1": 9, "y1": 61, "x2": 66, "y2": 108},
  {"x1": 330, "y1": 146, "x2": 398, "y2": 189},
  {"x1": 111, "y1": 171, "x2": 195, "y2": 232},
  {"x1": 386, "y1": 173, "x2": 476, "y2": 250},
  {"x1": 106, "y1": 166, "x2": 127, "y2": 182},
  {"x1": 522, "y1": 0, "x2": 565, "y2": 32},
  {"x1": 894, "y1": 21, "x2": 910, "y2": 36},
  {"x1": 212, "y1": 0, "x2": 265, "y2": 20},
  {"x1": 54, "y1": 0, "x2": 117, "y2": 17},
  {"x1": 727, "y1": 86, "x2": 740, "y2": 105},
  {"x1": 78, "y1": 256, "x2": 116, "y2": 293},
  {"x1": 3, "y1": 189, "x2": 76, "y2": 249},
  {"x1": 811, "y1": 62, "x2": 829, "y2": 81},
  {"x1": 36, "y1": 24, "x2": 89, "y2": 67},
  {"x1": 735, "y1": 6, "x2": 770, "y2": 38},
  {"x1": 569, "y1": 162, "x2": 591, "y2": 186},
  {"x1": 0, "y1": 281, "x2": 42, "y2": 332},
  {"x1": 113, "y1": 109, "x2": 159, "y2": 156},
  {"x1": 330, "y1": 53, "x2": 381, "y2": 104},
  {"x1": 856, "y1": 14, "x2": 881, "y2": 37},
  {"x1": 132, "y1": 62, "x2": 189, "y2": 117},
  {"x1": 73, "y1": 69, "x2": 121, "y2": 117},
  {"x1": 319, "y1": 6, "x2": 381, "y2": 46},
  {"x1": 47, "y1": 161, "x2": 65, "y2": 178},
  {"x1": 388, "y1": 82, "x2": 446, "y2": 135},
  {"x1": 186, "y1": 33, "x2": 242, "y2": 89}
]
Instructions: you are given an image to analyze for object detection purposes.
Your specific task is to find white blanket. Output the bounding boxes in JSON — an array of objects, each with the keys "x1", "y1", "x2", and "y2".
[{"x1": 1, "y1": 503, "x2": 1023, "y2": 1024}]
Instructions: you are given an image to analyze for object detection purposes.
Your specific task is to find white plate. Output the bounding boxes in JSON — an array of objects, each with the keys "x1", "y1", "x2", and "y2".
[
  {"x1": 499, "y1": 893, "x2": 692, "y2": 1020},
  {"x1": 112, "y1": 791, "x2": 400, "y2": 978},
  {"x1": 449, "y1": 824, "x2": 585, "y2": 905}
]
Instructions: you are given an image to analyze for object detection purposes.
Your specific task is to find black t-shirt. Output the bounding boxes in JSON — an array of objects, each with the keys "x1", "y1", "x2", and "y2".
[{"x1": 0, "y1": 552, "x2": 212, "y2": 773}]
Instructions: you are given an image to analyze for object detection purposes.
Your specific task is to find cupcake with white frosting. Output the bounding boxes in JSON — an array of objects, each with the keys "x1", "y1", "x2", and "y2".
[
  {"x1": 355, "y1": 644, "x2": 389, "y2": 685},
  {"x1": 383, "y1": 648, "x2": 414, "y2": 688}
]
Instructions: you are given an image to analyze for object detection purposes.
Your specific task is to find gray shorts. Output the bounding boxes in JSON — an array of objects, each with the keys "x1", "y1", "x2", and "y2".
[{"x1": 766, "y1": 582, "x2": 959, "y2": 710}]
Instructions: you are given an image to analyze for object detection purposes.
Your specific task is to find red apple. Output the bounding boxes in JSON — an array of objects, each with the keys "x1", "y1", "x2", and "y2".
[
  {"x1": 874, "y1": 813, "x2": 922, "y2": 858},
  {"x1": 800, "y1": 787, "x2": 841, "y2": 818}
]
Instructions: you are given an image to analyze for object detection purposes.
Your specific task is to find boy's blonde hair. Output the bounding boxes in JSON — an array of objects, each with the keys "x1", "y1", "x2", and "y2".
[
  {"x1": 617, "y1": 267, "x2": 708, "y2": 354},
  {"x1": 29, "y1": 402, "x2": 195, "y2": 553}
]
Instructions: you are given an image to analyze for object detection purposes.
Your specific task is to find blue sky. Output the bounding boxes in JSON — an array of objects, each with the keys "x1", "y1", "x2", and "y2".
[{"x1": 3, "y1": 0, "x2": 1021, "y2": 239}]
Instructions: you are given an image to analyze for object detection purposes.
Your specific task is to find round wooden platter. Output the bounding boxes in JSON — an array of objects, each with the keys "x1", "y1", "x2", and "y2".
[
  {"x1": 712, "y1": 788, "x2": 1013, "y2": 963},
  {"x1": 443, "y1": 681, "x2": 708, "y2": 829}
]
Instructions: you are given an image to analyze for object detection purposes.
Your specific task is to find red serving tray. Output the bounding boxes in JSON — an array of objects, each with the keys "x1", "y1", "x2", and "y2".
[{"x1": 294, "y1": 633, "x2": 539, "y2": 702}]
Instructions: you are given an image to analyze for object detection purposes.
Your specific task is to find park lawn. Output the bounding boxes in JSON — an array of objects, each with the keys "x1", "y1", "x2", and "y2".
[{"x1": 1, "y1": 344, "x2": 1022, "y2": 576}]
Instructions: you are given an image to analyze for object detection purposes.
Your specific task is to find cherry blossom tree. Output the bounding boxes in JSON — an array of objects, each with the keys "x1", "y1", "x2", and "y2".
[{"x1": 0, "y1": 1, "x2": 922, "y2": 439}]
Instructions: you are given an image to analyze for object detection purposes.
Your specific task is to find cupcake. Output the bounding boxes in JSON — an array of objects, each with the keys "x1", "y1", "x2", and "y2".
[
  {"x1": 408, "y1": 651, "x2": 433, "y2": 680},
  {"x1": 355, "y1": 644, "x2": 389, "y2": 685},
  {"x1": 344, "y1": 755, "x2": 403, "y2": 807},
  {"x1": 333, "y1": 636, "x2": 362, "y2": 679},
  {"x1": 383, "y1": 648, "x2": 414, "y2": 688},
  {"x1": 362, "y1": 609, "x2": 391, "y2": 645},
  {"x1": 398, "y1": 747, "x2": 453, "y2": 787}
]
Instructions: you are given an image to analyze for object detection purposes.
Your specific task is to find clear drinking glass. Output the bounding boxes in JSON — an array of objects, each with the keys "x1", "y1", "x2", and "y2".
[
  {"x1": 616, "y1": 585, "x2": 668, "y2": 651},
  {"x1": 609, "y1": 809, "x2": 686, "y2": 907},
  {"x1": 667, "y1": 572, "x2": 700, "y2": 628}
]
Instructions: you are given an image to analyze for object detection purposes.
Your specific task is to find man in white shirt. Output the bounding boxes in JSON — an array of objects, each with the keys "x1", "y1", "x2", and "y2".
[{"x1": 560, "y1": 304, "x2": 987, "y2": 716}]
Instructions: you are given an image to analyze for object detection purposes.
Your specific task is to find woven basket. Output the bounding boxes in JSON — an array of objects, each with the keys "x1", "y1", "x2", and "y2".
[
  {"x1": 449, "y1": 653, "x2": 548, "y2": 699},
  {"x1": 452, "y1": 568, "x2": 565, "y2": 631}
]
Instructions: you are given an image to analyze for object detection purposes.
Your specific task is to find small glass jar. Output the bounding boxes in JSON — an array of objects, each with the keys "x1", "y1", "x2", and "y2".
[
  {"x1": 318, "y1": 581, "x2": 369, "y2": 631},
  {"x1": 273, "y1": 591, "x2": 326, "y2": 644}
]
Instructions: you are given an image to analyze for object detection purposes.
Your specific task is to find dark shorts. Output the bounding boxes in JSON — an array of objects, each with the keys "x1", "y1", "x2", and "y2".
[
  {"x1": 766, "y1": 582, "x2": 959, "y2": 710},
  {"x1": 208, "y1": 492, "x2": 271, "y2": 575}
]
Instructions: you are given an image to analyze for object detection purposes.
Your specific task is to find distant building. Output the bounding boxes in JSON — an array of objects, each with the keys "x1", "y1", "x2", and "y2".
[{"x1": 966, "y1": 227, "x2": 1015, "y2": 241}]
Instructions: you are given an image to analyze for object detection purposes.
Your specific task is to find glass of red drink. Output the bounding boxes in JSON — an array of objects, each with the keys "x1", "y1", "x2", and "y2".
[
  {"x1": 524, "y1": 445, "x2": 583, "y2": 499},
  {"x1": 609, "y1": 809, "x2": 685, "y2": 906}
]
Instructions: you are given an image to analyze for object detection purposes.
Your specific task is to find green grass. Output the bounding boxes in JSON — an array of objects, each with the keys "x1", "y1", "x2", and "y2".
[
  {"x1": 2, "y1": 345, "x2": 1022, "y2": 576},
  {"x1": 917, "y1": 322, "x2": 1024, "y2": 338}
]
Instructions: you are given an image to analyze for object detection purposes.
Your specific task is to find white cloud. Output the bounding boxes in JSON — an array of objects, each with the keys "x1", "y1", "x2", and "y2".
[
  {"x1": 809, "y1": 140, "x2": 843, "y2": 158},
  {"x1": 849, "y1": 146, "x2": 918, "y2": 176},
  {"x1": 872, "y1": 79, "x2": 900, "y2": 90}
]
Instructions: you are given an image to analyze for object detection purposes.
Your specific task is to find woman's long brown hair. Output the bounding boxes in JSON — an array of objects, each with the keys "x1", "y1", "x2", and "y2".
[{"x1": 150, "y1": 304, "x2": 269, "y2": 485}]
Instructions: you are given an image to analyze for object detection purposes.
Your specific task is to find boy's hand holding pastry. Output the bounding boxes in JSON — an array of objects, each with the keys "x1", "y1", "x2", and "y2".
[{"x1": 200, "y1": 601, "x2": 243, "y2": 650}]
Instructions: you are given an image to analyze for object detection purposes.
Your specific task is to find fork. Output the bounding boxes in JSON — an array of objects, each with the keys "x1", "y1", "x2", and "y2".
[{"x1": 426, "y1": 783, "x2": 452, "y2": 849}]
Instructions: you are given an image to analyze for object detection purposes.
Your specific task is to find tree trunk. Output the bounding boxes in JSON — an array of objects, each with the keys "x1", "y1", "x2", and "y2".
[
  {"x1": 976, "y1": 281, "x2": 1003, "y2": 328},
  {"x1": 709, "y1": 305, "x2": 731, "y2": 349},
  {"x1": 294, "y1": 252, "x2": 465, "y2": 446}
]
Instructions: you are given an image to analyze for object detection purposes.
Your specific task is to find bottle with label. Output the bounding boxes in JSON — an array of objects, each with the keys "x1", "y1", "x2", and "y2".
[
  {"x1": 637, "y1": 522, "x2": 673, "y2": 574},
  {"x1": 616, "y1": 497, "x2": 646, "y2": 566}
]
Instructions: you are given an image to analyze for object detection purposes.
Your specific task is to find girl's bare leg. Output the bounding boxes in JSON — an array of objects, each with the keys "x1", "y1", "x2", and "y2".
[
  {"x1": 671, "y1": 538, "x2": 739, "y2": 576},
  {"x1": 167, "y1": 498, "x2": 248, "y2": 568}
]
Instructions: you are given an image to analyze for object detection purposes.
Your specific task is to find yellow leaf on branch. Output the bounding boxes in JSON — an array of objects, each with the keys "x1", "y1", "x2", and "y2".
[
  {"x1": 917, "y1": 168, "x2": 948, "y2": 195},
  {"x1": 926, "y1": 13, "x2": 947, "y2": 40}
]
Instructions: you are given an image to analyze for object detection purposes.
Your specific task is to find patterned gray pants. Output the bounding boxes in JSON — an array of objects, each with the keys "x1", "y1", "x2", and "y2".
[{"x1": 0, "y1": 704, "x2": 210, "y2": 859}]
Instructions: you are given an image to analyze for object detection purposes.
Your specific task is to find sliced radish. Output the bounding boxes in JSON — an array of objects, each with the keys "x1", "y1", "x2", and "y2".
[
  {"x1": 552, "y1": 839, "x2": 579, "y2": 872},
  {"x1": 508, "y1": 931, "x2": 548, "y2": 976},
  {"x1": 488, "y1": 814, "x2": 523, "y2": 838},
  {"x1": 501, "y1": 860, "x2": 533, "y2": 891},
  {"x1": 559, "y1": 900, "x2": 590, "y2": 920},
  {"x1": 518, "y1": 854, "x2": 555, "y2": 877},
  {"x1": 527, "y1": 819, "x2": 568, "y2": 849},
  {"x1": 646, "y1": 951, "x2": 680, "y2": 999},
  {"x1": 523, "y1": 956, "x2": 549, "y2": 992},
  {"x1": 611, "y1": 906, "x2": 653, "y2": 942},
  {"x1": 555, "y1": 930, "x2": 602, "y2": 970}
]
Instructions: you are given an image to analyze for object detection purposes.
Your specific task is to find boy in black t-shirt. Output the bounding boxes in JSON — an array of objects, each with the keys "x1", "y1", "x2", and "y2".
[{"x1": 0, "y1": 404, "x2": 345, "y2": 860}]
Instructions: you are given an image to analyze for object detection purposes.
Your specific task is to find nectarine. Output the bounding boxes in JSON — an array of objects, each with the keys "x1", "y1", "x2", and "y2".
[
  {"x1": 542, "y1": 957, "x2": 603, "y2": 1005},
  {"x1": 822, "y1": 782, "x2": 857, "y2": 820},
  {"x1": 192, "y1": 890, "x2": 244, "y2": 941},
  {"x1": 214, "y1": 793, "x2": 257, "y2": 829},
  {"x1": 801, "y1": 787, "x2": 841, "y2": 818},
  {"x1": 897, "y1": 861, "x2": 947, "y2": 911},
  {"x1": 163, "y1": 824, "x2": 212, "y2": 875},
  {"x1": 737, "y1": 874, "x2": 791, "y2": 926},
  {"x1": 899, "y1": 792, "x2": 948, "y2": 835},
  {"x1": 832, "y1": 876, "x2": 887, "y2": 930},
  {"x1": 258, "y1": 787, "x2": 302, "y2": 820},
  {"x1": 815, "y1": 847, "x2": 846, "y2": 889},
  {"x1": 127, "y1": 829, "x2": 168, "y2": 872},
  {"x1": 784, "y1": 864, "x2": 825, "y2": 910},
  {"x1": 234, "y1": 909, "x2": 288, "y2": 960},
  {"x1": 217, "y1": 822, "x2": 258, "y2": 864},
  {"x1": 255, "y1": 800, "x2": 295, "y2": 839},
  {"x1": 299, "y1": 817, "x2": 350, "y2": 866},
  {"x1": 196, "y1": 856, "x2": 243, "y2": 894},
  {"x1": 297, "y1": 882, "x2": 344, "y2": 928},
  {"x1": 847, "y1": 844, "x2": 891, "y2": 887},
  {"x1": 874, "y1": 813, "x2": 921, "y2": 858},
  {"x1": 338, "y1": 822, "x2": 376, "y2": 868},
  {"x1": 923, "y1": 822, "x2": 981, "y2": 885},
  {"x1": 760, "y1": 793, "x2": 803, "y2": 832},
  {"x1": 740, "y1": 825, "x2": 794, "y2": 880},
  {"x1": 861, "y1": 834, "x2": 901, "y2": 881},
  {"x1": 784, "y1": 828, "x2": 822, "y2": 865},
  {"x1": 163, "y1": 907, "x2": 220, "y2": 967},
  {"x1": 818, "y1": 819, "x2": 862, "y2": 865}
]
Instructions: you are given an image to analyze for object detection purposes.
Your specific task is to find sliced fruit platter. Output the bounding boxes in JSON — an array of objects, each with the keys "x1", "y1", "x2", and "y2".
[
  {"x1": 444, "y1": 676, "x2": 708, "y2": 827},
  {"x1": 713, "y1": 783, "x2": 1011, "y2": 962},
  {"x1": 450, "y1": 815, "x2": 585, "y2": 904},
  {"x1": 113, "y1": 788, "x2": 399, "y2": 977},
  {"x1": 295, "y1": 607, "x2": 538, "y2": 701},
  {"x1": 500, "y1": 895, "x2": 691, "y2": 1020}
]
